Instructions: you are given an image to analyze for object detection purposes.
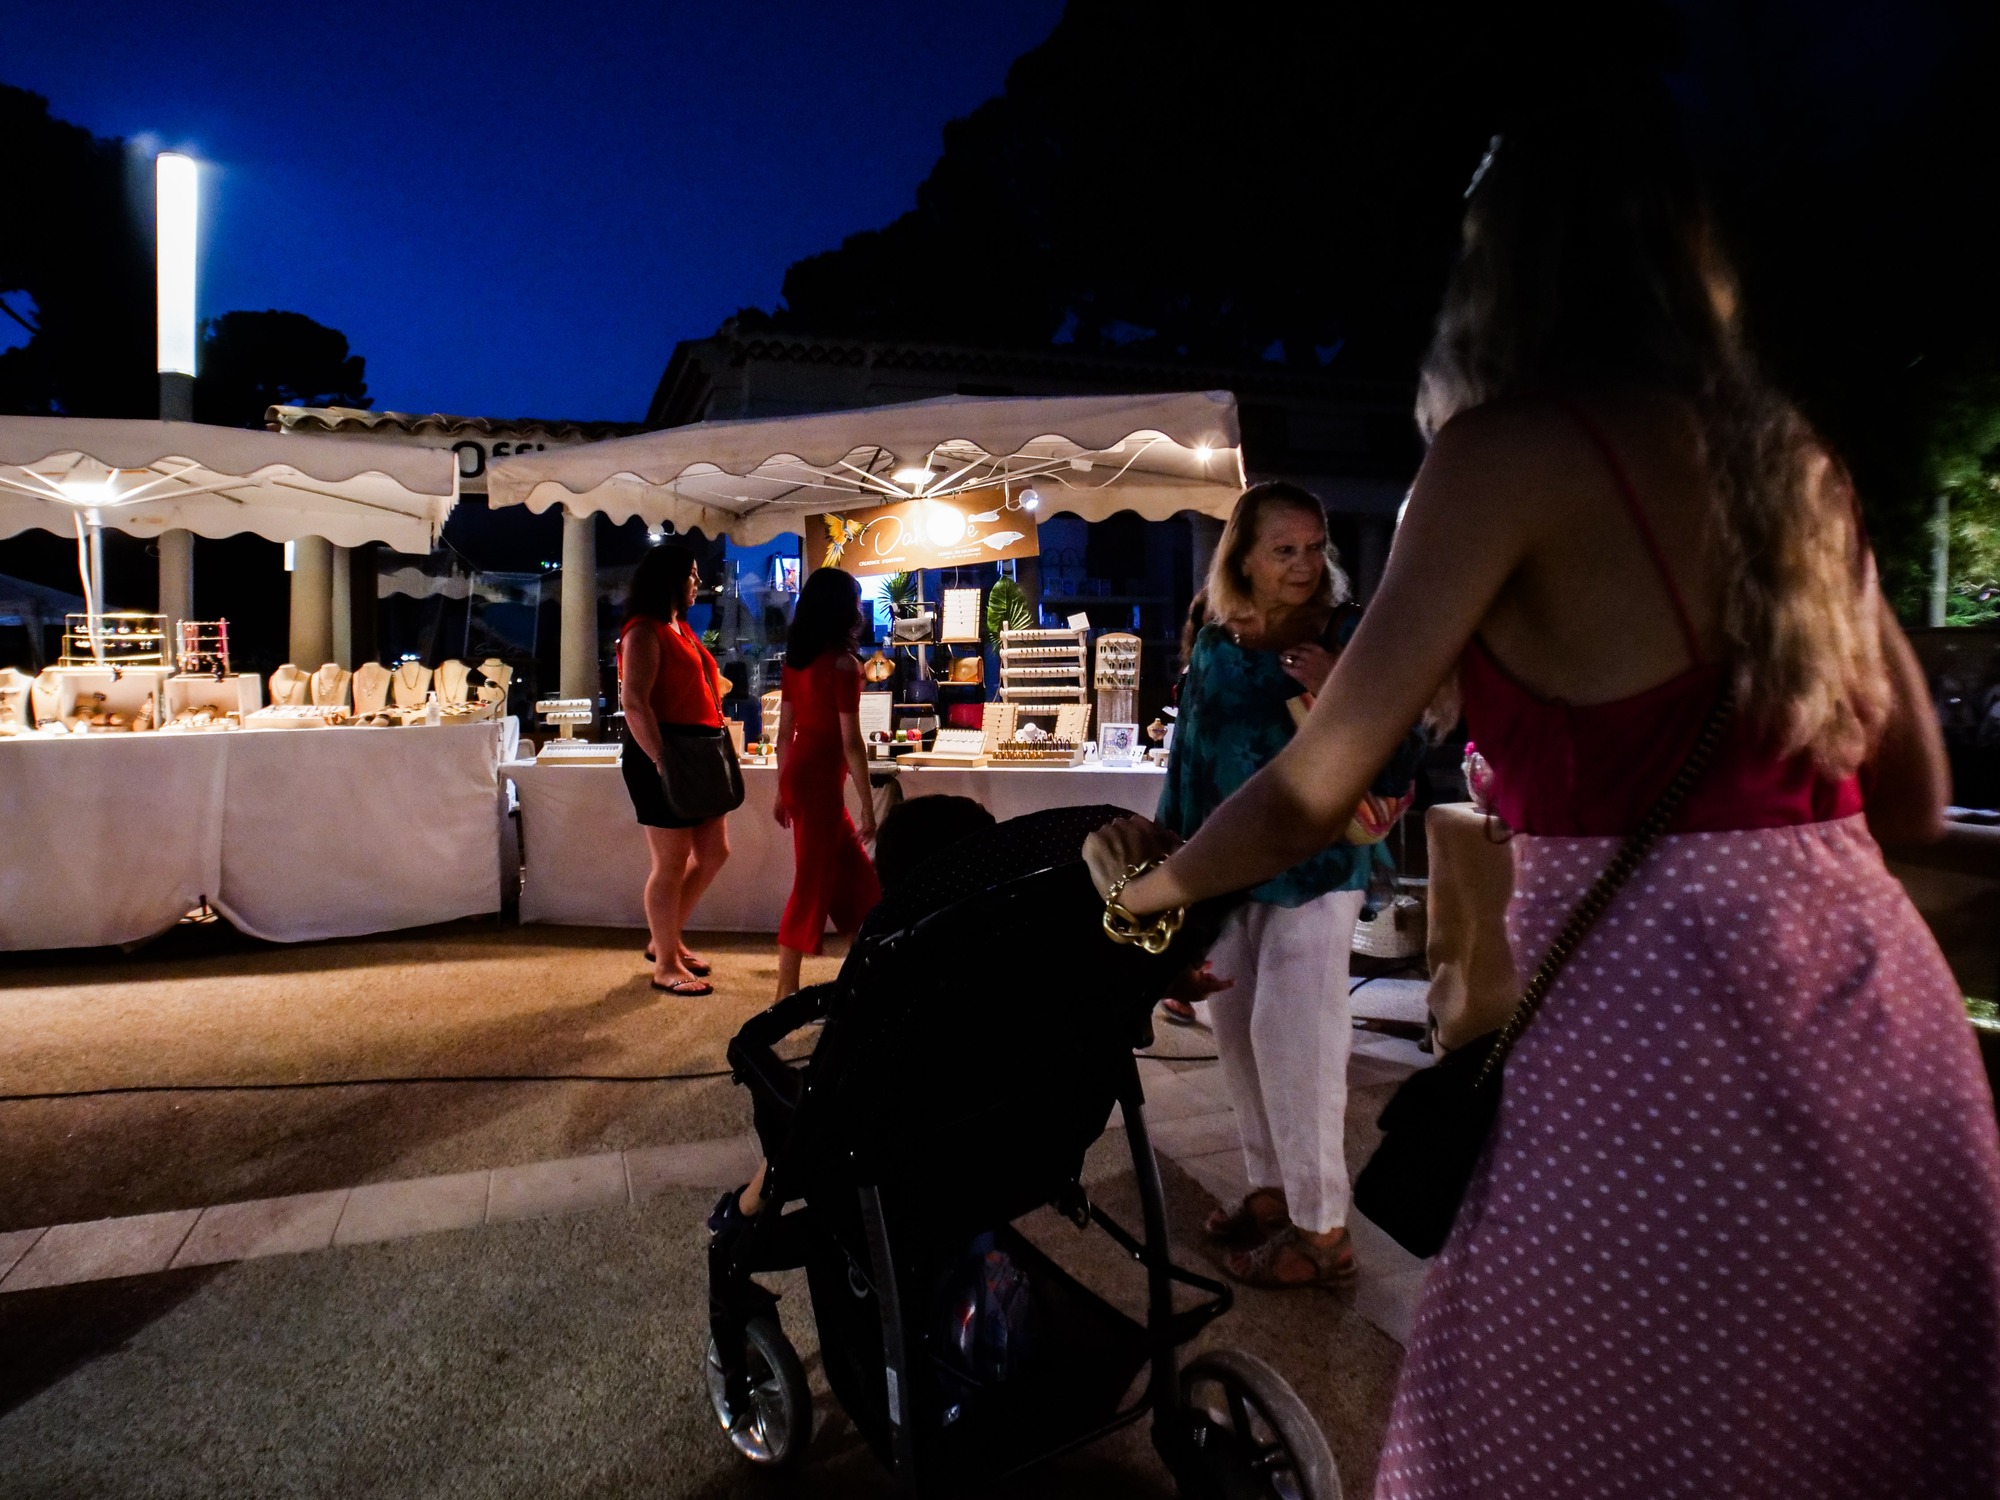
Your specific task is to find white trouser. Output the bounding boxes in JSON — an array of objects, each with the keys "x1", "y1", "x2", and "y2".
[{"x1": 1203, "y1": 888, "x2": 1363, "y2": 1234}]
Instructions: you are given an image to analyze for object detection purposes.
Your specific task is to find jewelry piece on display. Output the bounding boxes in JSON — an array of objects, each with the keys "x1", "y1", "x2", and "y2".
[
  {"x1": 391, "y1": 660, "x2": 432, "y2": 707},
  {"x1": 309, "y1": 662, "x2": 352, "y2": 710},
  {"x1": 1101, "y1": 859, "x2": 1186, "y2": 955},
  {"x1": 268, "y1": 663, "x2": 309, "y2": 706},
  {"x1": 475, "y1": 658, "x2": 513, "y2": 708},
  {"x1": 435, "y1": 658, "x2": 471, "y2": 706},
  {"x1": 351, "y1": 662, "x2": 392, "y2": 716}
]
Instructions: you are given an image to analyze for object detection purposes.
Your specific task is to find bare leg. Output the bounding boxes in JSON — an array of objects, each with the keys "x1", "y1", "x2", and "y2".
[
  {"x1": 775, "y1": 944, "x2": 804, "y2": 1003},
  {"x1": 737, "y1": 1160, "x2": 768, "y2": 1217},
  {"x1": 676, "y1": 815, "x2": 731, "y2": 967},
  {"x1": 642, "y1": 825, "x2": 698, "y2": 986}
]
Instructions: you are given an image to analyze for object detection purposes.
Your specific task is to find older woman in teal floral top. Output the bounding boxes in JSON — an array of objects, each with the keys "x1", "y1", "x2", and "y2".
[{"x1": 1159, "y1": 482, "x2": 1423, "y2": 1290}]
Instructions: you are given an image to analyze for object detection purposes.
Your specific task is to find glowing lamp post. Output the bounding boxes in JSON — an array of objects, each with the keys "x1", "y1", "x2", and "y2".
[
  {"x1": 155, "y1": 152, "x2": 198, "y2": 405},
  {"x1": 156, "y1": 151, "x2": 198, "y2": 646}
]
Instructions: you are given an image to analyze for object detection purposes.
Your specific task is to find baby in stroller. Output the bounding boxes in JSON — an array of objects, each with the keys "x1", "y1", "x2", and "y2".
[{"x1": 705, "y1": 799, "x2": 1343, "y2": 1499}]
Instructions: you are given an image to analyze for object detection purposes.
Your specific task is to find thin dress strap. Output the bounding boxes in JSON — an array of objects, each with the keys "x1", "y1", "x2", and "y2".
[{"x1": 1558, "y1": 399, "x2": 1704, "y2": 668}]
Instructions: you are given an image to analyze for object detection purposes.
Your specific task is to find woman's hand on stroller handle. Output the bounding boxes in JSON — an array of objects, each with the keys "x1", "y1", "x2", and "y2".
[{"x1": 1084, "y1": 817, "x2": 1182, "y2": 911}]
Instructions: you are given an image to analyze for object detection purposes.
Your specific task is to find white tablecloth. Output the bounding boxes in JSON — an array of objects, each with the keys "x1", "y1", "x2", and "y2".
[
  {"x1": 214, "y1": 723, "x2": 505, "y2": 943},
  {"x1": 0, "y1": 722, "x2": 506, "y2": 951},
  {"x1": 506, "y1": 758, "x2": 1167, "y2": 932},
  {"x1": 0, "y1": 734, "x2": 229, "y2": 951}
]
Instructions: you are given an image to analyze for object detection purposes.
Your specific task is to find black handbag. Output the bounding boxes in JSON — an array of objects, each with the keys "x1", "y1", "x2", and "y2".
[
  {"x1": 1353, "y1": 683, "x2": 1734, "y2": 1258},
  {"x1": 653, "y1": 663, "x2": 745, "y2": 823}
]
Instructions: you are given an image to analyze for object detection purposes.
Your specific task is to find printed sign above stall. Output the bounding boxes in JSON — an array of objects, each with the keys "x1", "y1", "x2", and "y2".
[{"x1": 809, "y1": 488, "x2": 1040, "y2": 576}]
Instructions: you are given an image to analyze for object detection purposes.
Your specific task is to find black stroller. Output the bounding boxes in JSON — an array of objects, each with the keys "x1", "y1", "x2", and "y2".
[{"x1": 705, "y1": 805, "x2": 1342, "y2": 1498}]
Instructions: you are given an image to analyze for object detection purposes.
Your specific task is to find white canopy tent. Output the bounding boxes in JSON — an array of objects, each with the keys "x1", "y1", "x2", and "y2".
[
  {"x1": 0, "y1": 416, "x2": 459, "y2": 668},
  {"x1": 0, "y1": 416, "x2": 458, "y2": 555},
  {"x1": 485, "y1": 390, "x2": 1246, "y2": 542},
  {"x1": 487, "y1": 390, "x2": 1245, "y2": 699}
]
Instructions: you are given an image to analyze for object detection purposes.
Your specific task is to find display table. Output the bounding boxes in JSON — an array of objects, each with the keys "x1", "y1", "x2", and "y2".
[
  {"x1": 506, "y1": 757, "x2": 1167, "y2": 932},
  {"x1": 0, "y1": 722, "x2": 508, "y2": 951}
]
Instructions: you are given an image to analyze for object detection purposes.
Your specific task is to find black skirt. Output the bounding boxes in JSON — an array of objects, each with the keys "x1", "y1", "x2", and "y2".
[{"x1": 621, "y1": 738, "x2": 712, "y2": 830}]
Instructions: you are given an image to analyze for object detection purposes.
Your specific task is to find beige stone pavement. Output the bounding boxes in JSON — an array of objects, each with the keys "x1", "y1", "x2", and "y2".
[{"x1": 0, "y1": 1034, "x2": 1433, "y2": 1343}]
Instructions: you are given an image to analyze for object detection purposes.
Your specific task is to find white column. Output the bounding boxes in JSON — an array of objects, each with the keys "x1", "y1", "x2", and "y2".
[
  {"x1": 330, "y1": 544, "x2": 353, "y2": 667},
  {"x1": 289, "y1": 536, "x2": 334, "y2": 667},
  {"x1": 559, "y1": 506, "x2": 599, "y2": 703},
  {"x1": 158, "y1": 529, "x2": 195, "y2": 666}
]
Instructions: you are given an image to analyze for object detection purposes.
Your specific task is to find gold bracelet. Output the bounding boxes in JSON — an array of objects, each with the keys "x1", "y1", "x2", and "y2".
[{"x1": 1101, "y1": 859, "x2": 1187, "y2": 955}]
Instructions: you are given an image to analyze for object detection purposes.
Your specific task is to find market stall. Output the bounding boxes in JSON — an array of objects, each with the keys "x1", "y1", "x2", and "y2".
[
  {"x1": 488, "y1": 391, "x2": 1238, "y2": 932},
  {"x1": 0, "y1": 417, "x2": 505, "y2": 951},
  {"x1": 0, "y1": 721, "x2": 508, "y2": 950},
  {"x1": 505, "y1": 759, "x2": 1165, "y2": 931}
]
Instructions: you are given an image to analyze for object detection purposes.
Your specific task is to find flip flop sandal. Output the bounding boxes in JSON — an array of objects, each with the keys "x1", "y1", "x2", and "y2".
[
  {"x1": 644, "y1": 947, "x2": 711, "y2": 978},
  {"x1": 1158, "y1": 998, "x2": 1201, "y2": 1027},
  {"x1": 651, "y1": 978, "x2": 714, "y2": 997},
  {"x1": 1204, "y1": 1190, "x2": 1287, "y2": 1247},
  {"x1": 1223, "y1": 1225, "x2": 1356, "y2": 1289}
]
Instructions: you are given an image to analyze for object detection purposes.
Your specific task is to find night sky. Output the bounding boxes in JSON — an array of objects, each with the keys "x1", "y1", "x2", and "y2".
[{"x1": 4, "y1": 0, "x2": 1065, "y2": 422}]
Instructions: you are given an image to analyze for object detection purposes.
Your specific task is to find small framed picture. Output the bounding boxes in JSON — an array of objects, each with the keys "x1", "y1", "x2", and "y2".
[{"x1": 1099, "y1": 721, "x2": 1140, "y2": 765}]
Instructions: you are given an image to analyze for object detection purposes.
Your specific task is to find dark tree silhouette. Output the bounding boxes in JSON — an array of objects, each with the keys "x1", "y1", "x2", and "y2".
[
  {"x1": 195, "y1": 310, "x2": 370, "y2": 429},
  {"x1": 754, "y1": 0, "x2": 2000, "y2": 602},
  {"x1": 0, "y1": 84, "x2": 153, "y2": 418}
]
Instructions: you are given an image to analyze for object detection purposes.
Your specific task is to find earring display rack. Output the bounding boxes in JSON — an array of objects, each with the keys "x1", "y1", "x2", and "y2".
[
  {"x1": 998, "y1": 626, "x2": 1088, "y2": 715},
  {"x1": 1094, "y1": 630, "x2": 1140, "y2": 730},
  {"x1": 60, "y1": 613, "x2": 169, "y2": 667}
]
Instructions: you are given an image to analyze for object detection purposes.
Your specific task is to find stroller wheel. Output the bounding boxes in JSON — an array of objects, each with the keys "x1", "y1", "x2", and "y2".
[
  {"x1": 705, "y1": 1315, "x2": 811, "y2": 1469},
  {"x1": 1176, "y1": 1349, "x2": 1341, "y2": 1500}
]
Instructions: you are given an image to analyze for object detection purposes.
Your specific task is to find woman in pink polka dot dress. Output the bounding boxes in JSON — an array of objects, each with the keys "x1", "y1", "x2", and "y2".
[{"x1": 1084, "y1": 88, "x2": 2000, "y2": 1499}]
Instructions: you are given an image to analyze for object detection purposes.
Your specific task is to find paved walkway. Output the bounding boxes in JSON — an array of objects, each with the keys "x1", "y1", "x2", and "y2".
[{"x1": 0, "y1": 1032, "x2": 1433, "y2": 1344}]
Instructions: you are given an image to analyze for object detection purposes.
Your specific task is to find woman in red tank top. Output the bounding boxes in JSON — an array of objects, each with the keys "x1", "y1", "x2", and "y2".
[
  {"x1": 771, "y1": 567, "x2": 880, "y2": 1001},
  {"x1": 617, "y1": 544, "x2": 731, "y2": 995},
  {"x1": 1085, "y1": 91, "x2": 1998, "y2": 1500}
]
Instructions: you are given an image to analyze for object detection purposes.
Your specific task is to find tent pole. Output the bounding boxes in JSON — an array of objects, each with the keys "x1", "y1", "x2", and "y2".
[{"x1": 158, "y1": 529, "x2": 194, "y2": 666}]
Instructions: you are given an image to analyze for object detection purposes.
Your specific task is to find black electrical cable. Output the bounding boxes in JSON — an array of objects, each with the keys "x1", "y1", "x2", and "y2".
[{"x1": 0, "y1": 1061, "x2": 813, "y2": 1105}]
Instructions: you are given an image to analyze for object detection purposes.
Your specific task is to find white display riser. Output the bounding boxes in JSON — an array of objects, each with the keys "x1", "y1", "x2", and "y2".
[{"x1": 165, "y1": 674, "x2": 266, "y2": 718}]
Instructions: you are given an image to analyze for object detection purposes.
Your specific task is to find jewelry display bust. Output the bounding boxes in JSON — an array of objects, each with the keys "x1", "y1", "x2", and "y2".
[
  {"x1": 475, "y1": 658, "x2": 512, "y2": 708},
  {"x1": 390, "y1": 660, "x2": 432, "y2": 708},
  {"x1": 434, "y1": 658, "x2": 472, "y2": 707},
  {"x1": 351, "y1": 662, "x2": 392, "y2": 716},
  {"x1": 309, "y1": 662, "x2": 352, "y2": 710},
  {"x1": 269, "y1": 663, "x2": 309, "y2": 706}
]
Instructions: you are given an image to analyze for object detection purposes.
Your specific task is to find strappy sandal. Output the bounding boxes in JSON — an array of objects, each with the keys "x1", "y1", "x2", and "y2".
[
  {"x1": 1223, "y1": 1225, "x2": 1356, "y2": 1289},
  {"x1": 644, "y1": 947, "x2": 710, "y2": 977},
  {"x1": 651, "y1": 978, "x2": 714, "y2": 997},
  {"x1": 1204, "y1": 1189, "x2": 1287, "y2": 1247}
]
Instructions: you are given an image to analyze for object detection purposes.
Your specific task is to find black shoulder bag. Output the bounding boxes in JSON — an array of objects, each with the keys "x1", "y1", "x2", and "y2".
[
  {"x1": 1352, "y1": 683, "x2": 1734, "y2": 1258},
  {"x1": 654, "y1": 650, "x2": 745, "y2": 824}
]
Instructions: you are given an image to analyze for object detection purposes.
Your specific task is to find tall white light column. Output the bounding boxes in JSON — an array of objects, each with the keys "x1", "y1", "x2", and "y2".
[{"x1": 156, "y1": 152, "x2": 198, "y2": 653}]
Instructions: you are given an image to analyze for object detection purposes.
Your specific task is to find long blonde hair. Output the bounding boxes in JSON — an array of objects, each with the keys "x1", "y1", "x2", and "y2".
[
  {"x1": 1418, "y1": 89, "x2": 1888, "y2": 775},
  {"x1": 1206, "y1": 481, "x2": 1351, "y2": 627}
]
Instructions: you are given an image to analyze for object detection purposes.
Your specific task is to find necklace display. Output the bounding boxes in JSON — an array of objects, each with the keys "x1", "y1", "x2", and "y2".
[
  {"x1": 390, "y1": 661, "x2": 432, "y2": 708},
  {"x1": 268, "y1": 663, "x2": 309, "y2": 706},
  {"x1": 475, "y1": 658, "x2": 512, "y2": 709},
  {"x1": 351, "y1": 662, "x2": 392, "y2": 716},
  {"x1": 434, "y1": 658, "x2": 471, "y2": 707},
  {"x1": 309, "y1": 662, "x2": 352, "y2": 710}
]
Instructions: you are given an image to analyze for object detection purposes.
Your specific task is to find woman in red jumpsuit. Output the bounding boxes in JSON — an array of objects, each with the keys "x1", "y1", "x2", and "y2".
[{"x1": 773, "y1": 566, "x2": 880, "y2": 1000}]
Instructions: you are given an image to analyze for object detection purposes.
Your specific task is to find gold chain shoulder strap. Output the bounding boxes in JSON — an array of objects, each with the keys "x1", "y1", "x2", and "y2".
[{"x1": 1474, "y1": 680, "x2": 1735, "y2": 1088}]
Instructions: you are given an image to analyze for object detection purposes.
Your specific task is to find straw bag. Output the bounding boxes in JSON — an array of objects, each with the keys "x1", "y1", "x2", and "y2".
[{"x1": 1352, "y1": 893, "x2": 1426, "y2": 960}]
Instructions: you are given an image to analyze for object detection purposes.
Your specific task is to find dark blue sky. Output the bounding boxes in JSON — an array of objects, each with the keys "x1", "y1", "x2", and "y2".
[{"x1": 7, "y1": 1, "x2": 1066, "y2": 422}]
